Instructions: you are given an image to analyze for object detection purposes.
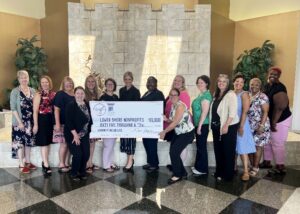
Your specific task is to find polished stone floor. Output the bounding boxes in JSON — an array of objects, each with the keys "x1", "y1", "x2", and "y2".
[{"x1": 0, "y1": 166, "x2": 299, "y2": 214}]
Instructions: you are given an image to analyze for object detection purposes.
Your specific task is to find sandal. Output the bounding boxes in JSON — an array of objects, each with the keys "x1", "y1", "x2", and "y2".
[
  {"x1": 86, "y1": 167, "x2": 93, "y2": 174},
  {"x1": 19, "y1": 166, "x2": 30, "y2": 174},
  {"x1": 110, "y1": 164, "x2": 120, "y2": 171},
  {"x1": 92, "y1": 164, "x2": 100, "y2": 170},
  {"x1": 241, "y1": 173, "x2": 250, "y2": 181},
  {"x1": 25, "y1": 162, "x2": 37, "y2": 170},
  {"x1": 249, "y1": 168, "x2": 259, "y2": 177},
  {"x1": 103, "y1": 167, "x2": 114, "y2": 173},
  {"x1": 58, "y1": 166, "x2": 70, "y2": 173}
]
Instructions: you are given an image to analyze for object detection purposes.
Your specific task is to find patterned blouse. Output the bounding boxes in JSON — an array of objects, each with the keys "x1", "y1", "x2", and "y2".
[
  {"x1": 169, "y1": 101, "x2": 194, "y2": 135},
  {"x1": 78, "y1": 103, "x2": 90, "y2": 138},
  {"x1": 39, "y1": 90, "x2": 56, "y2": 114}
]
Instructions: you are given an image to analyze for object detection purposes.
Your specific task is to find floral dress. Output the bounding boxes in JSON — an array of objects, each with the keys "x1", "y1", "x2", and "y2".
[
  {"x1": 12, "y1": 91, "x2": 35, "y2": 158},
  {"x1": 248, "y1": 92, "x2": 271, "y2": 147}
]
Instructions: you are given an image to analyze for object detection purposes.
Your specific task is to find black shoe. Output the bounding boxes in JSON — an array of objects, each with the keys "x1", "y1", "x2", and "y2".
[
  {"x1": 70, "y1": 174, "x2": 80, "y2": 181},
  {"x1": 123, "y1": 160, "x2": 134, "y2": 173},
  {"x1": 142, "y1": 164, "x2": 151, "y2": 170},
  {"x1": 42, "y1": 162, "x2": 52, "y2": 176},
  {"x1": 166, "y1": 164, "x2": 173, "y2": 171},
  {"x1": 168, "y1": 177, "x2": 182, "y2": 185},
  {"x1": 147, "y1": 166, "x2": 159, "y2": 172},
  {"x1": 79, "y1": 175, "x2": 88, "y2": 180},
  {"x1": 259, "y1": 161, "x2": 273, "y2": 169}
]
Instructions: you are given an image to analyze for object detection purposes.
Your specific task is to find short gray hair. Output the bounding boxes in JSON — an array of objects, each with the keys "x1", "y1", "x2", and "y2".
[{"x1": 17, "y1": 70, "x2": 29, "y2": 78}]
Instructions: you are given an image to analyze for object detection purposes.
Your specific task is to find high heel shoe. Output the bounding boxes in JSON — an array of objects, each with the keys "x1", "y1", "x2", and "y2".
[
  {"x1": 42, "y1": 162, "x2": 52, "y2": 176},
  {"x1": 123, "y1": 159, "x2": 134, "y2": 173}
]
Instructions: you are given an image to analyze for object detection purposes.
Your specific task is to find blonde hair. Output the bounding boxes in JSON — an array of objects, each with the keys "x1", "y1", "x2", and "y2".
[
  {"x1": 250, "y1": 78, "x2": 262, "y2": 88},
  {"x1": 38, "y1": 75, "x2": 53, "y2": 91},
  {"x1": 84, "y1": 74, "x2": 101, "y2": 101},
  {"x1": 173, "y1": 75, "x2": 186, "y2": 90},
  {"x1": 123, "y1": 71, "x2": 134, "y2": 80},
  {"x1": 17, "y1": 70, "x2": 29, "y2": 78},
  {"x1": 60, "y1": 76, "x2": 74, "y2": 91}
]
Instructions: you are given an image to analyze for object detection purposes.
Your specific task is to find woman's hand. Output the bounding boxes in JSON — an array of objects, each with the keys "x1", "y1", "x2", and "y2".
[
  {"x1": 271, "y1": 123, "x2": 277, "y2": 132},
  {"x1": 54, "y1": 124, "x2": 61, "y2": 132},
  {"x1": 159, "y1": 130, "x2": 166, "y2": 140},
  {"x1": 72, "y1": 133, "x2": 81, "y2": 145},
  {"x1": 33, "y1": 125, "x2": 38, "y2": 134},
  {"x1": 18, "y1": 122, "x2": 25, "y2": 131},
  {"x1": 163, "y1": 115, "x2": 168, "y2": 122},
  {"x1": 197, "y1": 126, "x2": 202, "y2": 135},
  {"x1": 221, "y1": 124, "x2": 229, "y2": 135},
  {"x1": 238, "y1": 127, "x2": 244, "y2": 136}
]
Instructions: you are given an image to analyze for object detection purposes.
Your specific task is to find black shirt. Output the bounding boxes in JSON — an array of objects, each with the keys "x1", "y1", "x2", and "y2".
[
  {"x1": 211, "y1": 98, "x2": 221, "y2": 126},
  {"x1": 119, "y1": 86, "x2": 140, "y2": 101},
  {"x1": 99, "y1": 93, "x2": 119, "y2": 101},
  {"x1": 53, "y1": 90, "x2": 75, "y2": 125},
  {"x1": 264, "y1": 82, "x2": 291, "y2": 124}
]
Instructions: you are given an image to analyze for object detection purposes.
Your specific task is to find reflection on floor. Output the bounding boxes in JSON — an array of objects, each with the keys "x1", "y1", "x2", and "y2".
[{"x1": 0, "y1": 166, "x2": 299, "y2": 213}]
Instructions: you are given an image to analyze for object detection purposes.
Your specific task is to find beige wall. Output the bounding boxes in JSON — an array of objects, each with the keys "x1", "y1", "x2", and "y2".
[
  {"x1": 199, "y1": 0, "x2": 230, "y2": 18},
  {"x1": 0, "y1": 0, "x2": 45, "y2": 19},
  {"x1": 230, "y1": 0, "x2": 300, "y2": 21},
  {"x1": 0, "y1": 12, "x2": 41, "y2": 107},
  {"x1": 81, "y1": 0, "x2": 198, "y2": 10},
  {"x1": 41, "y1": 0, "x2": 80, "y2": 91},
  {"x1": 234, "y1": 11, "x2": 300, "y2": 105}
]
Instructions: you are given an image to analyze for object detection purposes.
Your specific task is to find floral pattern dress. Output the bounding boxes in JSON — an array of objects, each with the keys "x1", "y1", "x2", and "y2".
[
  {"x1": 248, "y1": 92, "x2": 271, "y2": 147},
  {"x1": 12, "y1": 91, "x2": 35, "y2": 159}
]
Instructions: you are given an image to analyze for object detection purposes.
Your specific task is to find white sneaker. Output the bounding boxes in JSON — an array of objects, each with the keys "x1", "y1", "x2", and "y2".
[{"x1": 191, "y1": 167, "x2": 207, "y2": 175}]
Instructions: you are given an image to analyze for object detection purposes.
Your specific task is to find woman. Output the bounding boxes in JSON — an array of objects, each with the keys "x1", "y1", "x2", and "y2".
[
  {"x1": 233, "y1": 74, "x2": 256, "y2": 181},
  {"x1": 263, "y1": 67, "x2": 292, "y2": 174},
  {"x1": 84, "y1": 75, "x2": 102, "y2": 173},
  {"x1": 99, "y1": 78, "x2": 120, "y2": 172},
  {"x1": 248, "y1": 78, "x2": 271, "y2": 177},
  {"x1": 10, "y1": 70, "x2": 36, "y2": 174},
  {"x1": 65, "y1": 86, "x2": 92, "y2": 181},
  {"x1": 160, "y1": 88, "x2": 194, "y2": 184},
  {"x1": 191, "y1": 75, "x2": 212, "y2": 175},
  {"x1": 141, "y1": 76, "x2": 165, "y2": 172},
  {"x1": 164, "y1": 75, "x2": 190, "y2": 170},
  {"x1": 210, "y1": 74, "x2": 239, "y2": 181},
  {"x1": 119, "y1": 71, "x2": 141, "y2": 172},
  {"x1": 53, "y1": 76, "x2": 75, "y2": 173},
  {"x1": 33, "y1": 76, "x2": 56, "y2": 176}
]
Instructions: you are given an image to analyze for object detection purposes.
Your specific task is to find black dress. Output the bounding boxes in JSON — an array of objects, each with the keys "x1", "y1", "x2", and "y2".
[{"x1": 119, "y1": 86, "x2": 141, "y2": 155}]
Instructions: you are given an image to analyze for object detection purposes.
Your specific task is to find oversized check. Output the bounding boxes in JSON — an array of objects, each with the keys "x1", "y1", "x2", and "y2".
[{"x1": 90, "y1": 101, "x2": 163, "y2": 138}]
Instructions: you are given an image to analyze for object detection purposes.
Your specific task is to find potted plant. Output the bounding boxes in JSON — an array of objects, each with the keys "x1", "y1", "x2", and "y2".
[
  {"x1": 233, "y1": 40, "x2": 275, "y2": 90},
  {"x1": 2, "y1": 35, "x2": 48, "y2": 109}
]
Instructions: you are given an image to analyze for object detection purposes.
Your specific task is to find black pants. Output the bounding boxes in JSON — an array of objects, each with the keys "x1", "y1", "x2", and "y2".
[
  {"x1": 194, "y1": 125, "x2": 209, "y2": 173},
  {"x1": 143, "y1": 138, "x2": 159, "y2": 167},
  {"x1": 67, "y1": 135, "x2": 90, "y2": 177},
  {"x1": 212, "y1": 123, "x2": 239, "y2": 181},
  {"x1": 170, "y1": 130, "x2": 194, "y2": 177}
]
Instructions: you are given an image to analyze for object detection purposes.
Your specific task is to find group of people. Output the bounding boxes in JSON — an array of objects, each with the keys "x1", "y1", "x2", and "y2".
[{"x1": 10, "y1": 67, "x2": 291, "y2": 184}]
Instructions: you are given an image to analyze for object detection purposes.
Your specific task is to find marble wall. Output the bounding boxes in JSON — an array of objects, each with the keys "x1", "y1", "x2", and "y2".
[{"x1": 68, "y1": 3, "x2": 211, "y2": 98}]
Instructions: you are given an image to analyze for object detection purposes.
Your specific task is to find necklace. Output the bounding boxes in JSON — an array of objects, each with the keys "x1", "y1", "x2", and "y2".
[{"x1": 249, "y1": 91, "x2": 260, "y2": 103}]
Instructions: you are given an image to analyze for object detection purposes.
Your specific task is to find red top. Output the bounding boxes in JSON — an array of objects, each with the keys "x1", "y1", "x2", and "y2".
[{"x1": 39, "y1": 90, "x2": 56, "y2": 114}]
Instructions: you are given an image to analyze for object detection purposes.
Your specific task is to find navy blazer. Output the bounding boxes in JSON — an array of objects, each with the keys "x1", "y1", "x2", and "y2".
[{"x1": 64, "y1": 101, "x2": 92, "y2": 142}]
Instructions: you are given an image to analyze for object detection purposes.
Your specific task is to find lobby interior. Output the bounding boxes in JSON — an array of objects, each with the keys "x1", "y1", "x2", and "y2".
[{"x1": 0, "y1": 0, "x2": 300, "y2": 213}]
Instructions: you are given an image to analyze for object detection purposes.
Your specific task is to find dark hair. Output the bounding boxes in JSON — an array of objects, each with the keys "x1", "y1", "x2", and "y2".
[
  {"x1": 105, "y1": 78, "x2": 117, "y2": 92},
  {"x1": 232, "y1": 73, "x2": 245, "y2": 83},
  {"x1": 74, "y1": 86, "x2": 85, "y2": 94},
  {"x1": 196, "y1": 75, "x2": 210, "y2": 89},
  {"x1": 170, "y1": 88, "x2": 181, "y2": 96},
  {"x1": 148, "y1": 76, "x2": 158, "y2": 84},
  {"x1": 214, "y1": 74, "x2": 230, "y2": 100}
]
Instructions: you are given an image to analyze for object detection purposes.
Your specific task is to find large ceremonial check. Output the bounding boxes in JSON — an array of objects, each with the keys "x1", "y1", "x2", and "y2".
[{"x1": 90, "y1": 101, "x2": 163, "y2": 138}]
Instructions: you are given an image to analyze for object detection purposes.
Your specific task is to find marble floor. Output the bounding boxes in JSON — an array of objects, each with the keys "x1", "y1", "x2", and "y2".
[{"x1": 0, "y1": 166, "x2": 299, "y2": 214}]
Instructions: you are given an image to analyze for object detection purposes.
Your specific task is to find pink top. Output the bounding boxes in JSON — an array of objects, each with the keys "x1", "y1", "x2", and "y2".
[{"x1": 164, "y1": 90, "x2": 191, "y2": 128}]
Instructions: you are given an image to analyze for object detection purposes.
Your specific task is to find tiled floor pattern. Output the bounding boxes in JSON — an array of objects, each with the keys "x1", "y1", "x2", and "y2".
[{"x1": 0, "y1": 166, "x2": 299, "y2": 214}]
